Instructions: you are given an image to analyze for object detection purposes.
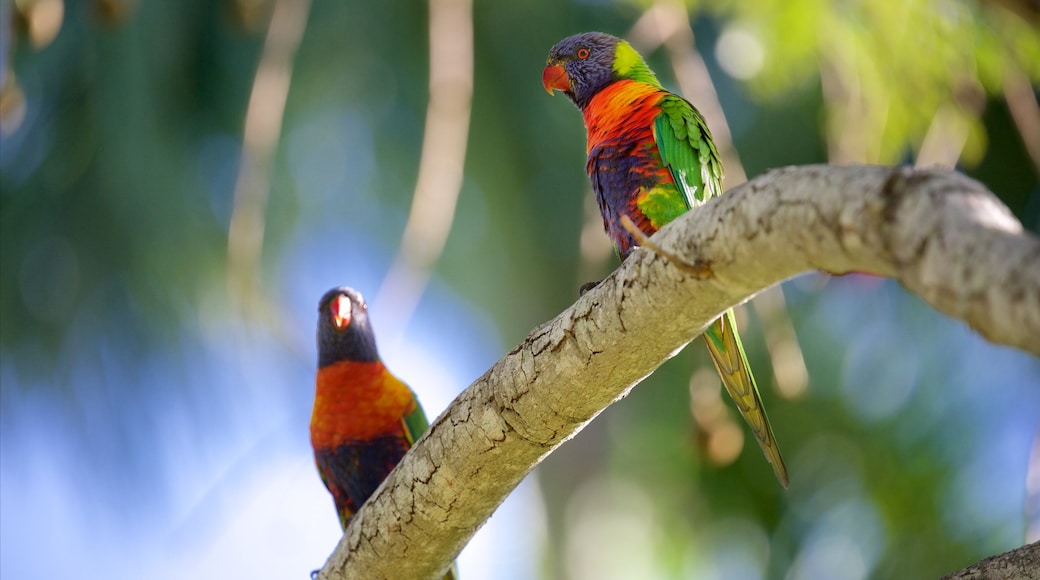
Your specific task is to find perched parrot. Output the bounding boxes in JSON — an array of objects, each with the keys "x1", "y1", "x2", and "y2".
[
  {"x1": 310, "y1": 287, "x2": 457, "y2": 578},
  {"x1": 543, "y1": 32, "x2": 789, "y2": 487}
]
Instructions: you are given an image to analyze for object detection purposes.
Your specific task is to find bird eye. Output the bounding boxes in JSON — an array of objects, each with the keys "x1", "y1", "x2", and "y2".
[{"x1": 577, "y1": 47, "x2": 590, "y2": 60}]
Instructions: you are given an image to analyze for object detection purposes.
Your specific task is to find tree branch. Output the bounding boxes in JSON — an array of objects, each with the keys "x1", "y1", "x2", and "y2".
[
  {"x1": 315, "y1": 164, "x2": 1040, "y2": 579},
  {"x1": 941, "y1": 540, "x2": 1040, "y2": 579}
]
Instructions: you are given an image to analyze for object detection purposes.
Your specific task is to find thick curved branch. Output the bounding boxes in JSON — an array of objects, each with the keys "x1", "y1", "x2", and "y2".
[{"x1": 315, "y1": 165, "x2": 1039, "y2": 579}]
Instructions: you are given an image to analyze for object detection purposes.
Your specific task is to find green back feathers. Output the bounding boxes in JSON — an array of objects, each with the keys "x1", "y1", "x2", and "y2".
[
  {"x1": 636, "y1": 184, "x2": 690, "y2": 229},
  {"x1": 653, "y1": 94, "x2": 724, "y2": 208},
  {"x1": 610, "y1": 39, "x2": 722, "y2": 219},
  {"x1": 612, "y1": 40, "x2": 663, "y2": 88}
]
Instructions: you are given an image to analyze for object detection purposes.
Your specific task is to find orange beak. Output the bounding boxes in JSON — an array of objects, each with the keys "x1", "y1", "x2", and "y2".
[
  {"x1": 330, "y1": 295, "x2": 352, "y2": 330},
  {"x1": 542, "y1": 64, "x2": 570, "y2": 95}
]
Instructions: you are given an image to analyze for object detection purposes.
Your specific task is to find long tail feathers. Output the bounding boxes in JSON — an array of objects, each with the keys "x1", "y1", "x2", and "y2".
[{"x1": 703, "y1": 309, "x2": 790, "y2": 488}]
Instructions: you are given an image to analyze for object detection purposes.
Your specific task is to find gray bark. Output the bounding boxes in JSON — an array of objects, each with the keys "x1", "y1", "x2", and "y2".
[
  {"x1": 942, "y1": 540, "x2": 1040, "y2": 579},
  {"x1": 314, "y1": 164, "x2": 1040, "y2": 579}
]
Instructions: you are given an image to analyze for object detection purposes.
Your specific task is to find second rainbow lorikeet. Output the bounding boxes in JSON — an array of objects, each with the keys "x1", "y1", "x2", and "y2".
[
  {"x1": 310, "y1": 286, "x2": 458, "y2": 578},
  {"x1": 543, "y1": 32, "x2": 789, "y2": 487}
]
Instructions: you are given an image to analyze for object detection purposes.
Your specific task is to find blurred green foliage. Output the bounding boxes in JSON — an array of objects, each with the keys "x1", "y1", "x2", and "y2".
[
  {"x1": 702, "y1": 0, "x2": 1040, "y2": 165},
  {"x1": 2, "y1": 0, "x2": 1037, "y2": 359},
  {"x1": 1, "y1": 0, "x2": 1038, "y2": 579}
]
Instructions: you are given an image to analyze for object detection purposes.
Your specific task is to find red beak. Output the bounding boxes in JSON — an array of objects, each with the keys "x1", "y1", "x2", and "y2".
[
  {"x1": 542, "y1": 64, "x2": 570, "y2": 95},
  {"x1": 330, "y1": 295, "x2": 352, "y2": 330}
]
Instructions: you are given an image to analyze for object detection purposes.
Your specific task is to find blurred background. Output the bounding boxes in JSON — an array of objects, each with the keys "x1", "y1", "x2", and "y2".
[{"x1": 2, "y1": 0, "x2": 1039, "y2": 578}]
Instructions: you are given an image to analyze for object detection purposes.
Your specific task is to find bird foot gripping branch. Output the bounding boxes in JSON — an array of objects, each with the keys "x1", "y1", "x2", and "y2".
[
  {"x1": 576, "y1": 216, "x2": 713, "y2": 297},
  {"x1": 577, "y1": 215, "x2": 714, "y2": 294},
  {"x1": 619, "y1": 214, "x2": 714, "y2": 280}
]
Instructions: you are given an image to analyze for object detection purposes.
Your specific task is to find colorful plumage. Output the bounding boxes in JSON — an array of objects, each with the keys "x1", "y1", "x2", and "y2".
[
  {"x1": 543, "y1": 32, "x2": 789, "y2": 488},
  {"x1": 310, "y1": 287, "x2": 457, "y2": 578}
]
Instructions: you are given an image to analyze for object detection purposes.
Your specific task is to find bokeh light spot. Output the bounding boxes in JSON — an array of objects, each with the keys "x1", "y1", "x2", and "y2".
[
  {"x1": 715, "y1": 25, "x2": 765, "y2": 81},
  {"x1": 841, "y1": 323, "x2": 919, "y2": 422}
]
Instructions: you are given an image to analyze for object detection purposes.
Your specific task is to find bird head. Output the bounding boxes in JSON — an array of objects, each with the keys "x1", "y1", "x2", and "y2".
[
  {"x1": 542, "y1": 32, "x2": 661, "y2": 109},
  {"x1": 316, "y1": 286, "x2": 380, "y2": 367}
]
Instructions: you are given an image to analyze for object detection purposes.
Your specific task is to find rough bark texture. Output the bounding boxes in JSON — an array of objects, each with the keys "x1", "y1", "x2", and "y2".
[
  {"x1": 942, "y1": 540, "x2": 1040, "y2": 580},
  {"x1": 315, "y1": 165, "x2": 1040, "y2": 579}
]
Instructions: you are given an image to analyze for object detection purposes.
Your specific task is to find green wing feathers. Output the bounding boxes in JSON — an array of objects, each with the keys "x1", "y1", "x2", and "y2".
[
  {"x1": 703, "y1": 309, "x2": 790, "y2": 488},
  {"x1": 401, "y1": 395, "x2": 430, "y2": 446},
  {"x1": 653, "y1": 94, "x2": 724, "y2": 209}
]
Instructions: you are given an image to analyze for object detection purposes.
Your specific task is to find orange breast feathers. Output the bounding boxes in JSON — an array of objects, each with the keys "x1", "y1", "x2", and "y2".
[
  {"x1": 310, "y1": 360, "x2": 418, "y2": 450},
  {"x1": 582, "y1": 79, "x2": 664, "y2": 155}
]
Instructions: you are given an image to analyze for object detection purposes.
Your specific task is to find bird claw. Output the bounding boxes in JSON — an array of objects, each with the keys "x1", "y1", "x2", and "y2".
[
  {"x1": 578, "y1": 280, "x2": 601, "y2": 296},
  {"x1": 619, "y1": 215, "x2": 712, "y2": 280}
]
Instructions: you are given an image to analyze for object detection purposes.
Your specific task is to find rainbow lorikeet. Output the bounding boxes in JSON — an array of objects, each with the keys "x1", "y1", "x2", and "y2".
[
  {"x1": 543, "y1": 32, "x2": 789, "y2": 487},
  {"x1": 310, "y1": 287, "x2": 457, "y2": 578}
]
